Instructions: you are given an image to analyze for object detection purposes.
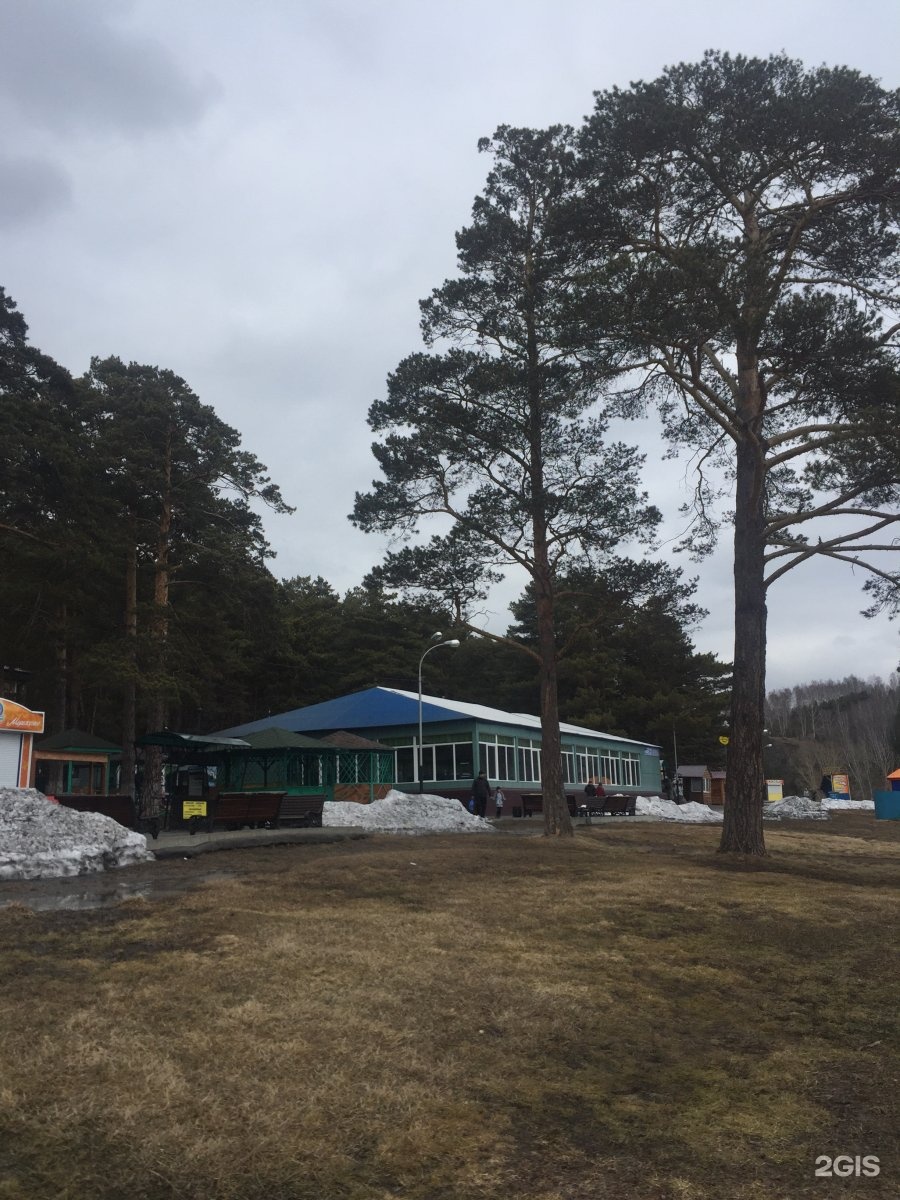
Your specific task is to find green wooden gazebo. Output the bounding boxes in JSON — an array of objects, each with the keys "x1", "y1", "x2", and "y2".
[
  {"x1": 216, "y1": 727, "x2": 395, "y2": 803},
  {"x1": 31, "y1": 729, "x2": 121, "y2": 795},
  {"x1": 217, "y1": 727, "x2": 336, "y2": 796}
]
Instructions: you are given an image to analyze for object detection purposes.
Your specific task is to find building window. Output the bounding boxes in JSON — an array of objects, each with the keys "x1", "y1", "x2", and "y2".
[
  {"x1": 455, "y1": 742, "x2": 474, "y2": 779},
  {"x1": 575, "y1": 750, "x2": 599, "y2": 783},
  {"x1": 435, "y1": 744, "x2": 455, "y2": 780},
  {"x1": 394, "y1": 741, "x2": 474, "y2": 783},
  {"x1": 478, "y1": 736, "x2": 516, "y2": 781},
  {"x1": 621, "y1": 752, "x2": 641, "y2": 788},
  {"x1": 517, "y1": 739, "x2": 541, "y2": 783},
  {"x1": 395, "y1": 746, "x2": 415, "y2": 783},
  {"x1": 562, "y1": 749, "x2": 575, "y2": 784}
]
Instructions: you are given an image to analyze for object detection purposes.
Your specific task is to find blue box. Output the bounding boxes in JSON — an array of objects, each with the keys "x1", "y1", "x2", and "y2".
[{"x1": 874, "y1": 791, "x2": 900, "y2": 820}]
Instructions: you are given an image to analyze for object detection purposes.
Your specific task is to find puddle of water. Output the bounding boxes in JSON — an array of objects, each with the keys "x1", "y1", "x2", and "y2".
[{"x1": 0, "y1": 870, "x2": 237, "y2": 912}]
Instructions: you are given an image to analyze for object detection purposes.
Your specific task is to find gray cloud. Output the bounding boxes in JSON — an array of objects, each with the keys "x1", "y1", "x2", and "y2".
[
  {"x1": 0, "y1": 0, "x2": 217, "y2": 137},
  {"x1": 0, "y1": 156, "x2": 72, "y2": 228},
  {"x1": 1, "y1": 0, "x2": 898, "y2": 688}
]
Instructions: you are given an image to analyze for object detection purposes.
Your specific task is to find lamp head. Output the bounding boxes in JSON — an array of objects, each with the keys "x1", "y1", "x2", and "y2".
[
  {"x1": 446, "y1": 639, "x2": 460, "y2": 647},
  {"x1": 430, "y1": 631, "x2": 443, "y2": 642}
]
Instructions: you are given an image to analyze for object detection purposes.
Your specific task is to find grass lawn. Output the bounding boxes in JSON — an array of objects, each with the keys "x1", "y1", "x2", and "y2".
[{"x1": 0, "y1": 815, "x2": 898, "y2": 1199}]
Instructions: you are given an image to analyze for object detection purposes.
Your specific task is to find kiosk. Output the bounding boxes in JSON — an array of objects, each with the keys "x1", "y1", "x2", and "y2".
[{"x1": 0, "y1": 698, "x2": 45, "y2": 789}]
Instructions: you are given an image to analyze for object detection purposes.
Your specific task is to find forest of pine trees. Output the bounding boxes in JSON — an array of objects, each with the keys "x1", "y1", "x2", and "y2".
[
  {"x1": 5, "y1": 276, "x2": 899, "y2": 803},
  {"x1": 1, "y1": 285, "x2": 731, "y2": 777}
]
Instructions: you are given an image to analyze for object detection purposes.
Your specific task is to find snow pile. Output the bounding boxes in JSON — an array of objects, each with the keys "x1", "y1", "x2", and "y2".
[
  {"x1": 763, "y1": 795, "x2": 829, "y2": 820},
  {"x1": 821, "y1": 797, "x2": 875, "y2": 811},
  {"x1": 635, "y1": 795, "x2": 724, "y2": 823},
  {"x1": 0, "y1": 788, "x2": 154, "y2": 880},
  {"x1": 323, "y1": 789, "x2": 495, "y2": 835}
]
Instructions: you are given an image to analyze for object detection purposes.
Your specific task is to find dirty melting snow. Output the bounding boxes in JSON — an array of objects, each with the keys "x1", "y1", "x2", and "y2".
[
  {"x1": 763, "y1": 795, "x2": 830, "y2": 820},
  {"x1": 324, "y1": 789, "x2": 495, "y2": 834},
  {"x1": 633, "y1": 794, "x2": 870, "y2": 822},
  {"x1": 0, "y1": 788, "x2": 154, "y2": 880},
  {"x1": 635, "y1": 796, "x2": 723, "y2": 823}
]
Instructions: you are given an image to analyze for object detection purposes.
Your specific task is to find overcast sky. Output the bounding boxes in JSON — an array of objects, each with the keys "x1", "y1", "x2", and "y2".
[{"x1": 2, "y1": 0, "x2": 898, "y2": 692}]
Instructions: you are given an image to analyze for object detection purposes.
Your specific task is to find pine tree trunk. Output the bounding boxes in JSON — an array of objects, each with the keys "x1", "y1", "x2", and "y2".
[
  {"x1": 52, "y1": 603, "x2": 68, "y2": 734},
  {"x1": 534, "y1": 578, "x2": 573, "y2": 837},
  {"x1": 720, "y1": 420, "x2": 768, "y2": 855},
  {"x1": 118, "y1": 537, "x2": 138, "y2": 798},
  {"x1": 522, "y1": 199, "x2": 572, "y2": 840},
  {"x1": 142, "y1": 439, "x2": 173, "y2": 821}
]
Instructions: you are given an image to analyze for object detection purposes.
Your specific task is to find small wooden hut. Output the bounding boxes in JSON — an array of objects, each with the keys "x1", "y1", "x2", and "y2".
[{"x1": 31, "y1": 728, "x2": 119, "y2": 796}]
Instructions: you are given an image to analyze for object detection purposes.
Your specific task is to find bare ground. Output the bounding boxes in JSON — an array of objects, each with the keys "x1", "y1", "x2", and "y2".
[{"x1": 0, "y1": 814, "x2": 898, "y2": 1199}]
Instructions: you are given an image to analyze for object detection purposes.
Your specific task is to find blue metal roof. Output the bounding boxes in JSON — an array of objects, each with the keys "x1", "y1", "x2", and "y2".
[{"x1": 215, "y1": 687, "x2": 465, "y2": 737}]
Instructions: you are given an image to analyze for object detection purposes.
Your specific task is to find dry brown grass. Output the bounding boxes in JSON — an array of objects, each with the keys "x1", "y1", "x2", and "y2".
[{"x1": 1, "y1": 815, "x2": 898, "y2": 1199}]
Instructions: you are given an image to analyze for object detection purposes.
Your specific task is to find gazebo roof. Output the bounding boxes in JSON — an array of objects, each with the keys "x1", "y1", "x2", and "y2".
[
  {"x1": 239, "y1": 727, "x2": 334, "y2": 751},
  {"x1": 321, "y1": 729, "x2": 392, "y2": 751},
  {"x1": 34, "y1": 728, "x2": 120, "y2": 754},
  {"x1": 137, "y1": 730, "x2": 250, "y2": 749}
]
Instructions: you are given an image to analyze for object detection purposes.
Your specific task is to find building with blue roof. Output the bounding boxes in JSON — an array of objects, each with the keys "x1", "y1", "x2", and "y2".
[{"x1": 216, "y1": 688, "x2": 662, "y2": 813}]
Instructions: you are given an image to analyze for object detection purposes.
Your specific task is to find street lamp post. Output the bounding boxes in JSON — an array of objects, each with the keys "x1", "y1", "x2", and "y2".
[
  {"x1": 418, "y1": 632, "x2": 460, "y2": 792},
  {"x1": 671, "y1": 722, "x2": 681, "y2": 801}
]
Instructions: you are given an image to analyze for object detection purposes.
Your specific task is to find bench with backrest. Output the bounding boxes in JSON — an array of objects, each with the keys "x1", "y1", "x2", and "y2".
[
  {"x1": 571, "y1": 792, "x2": 639, "y2": 818},
  {"x1": 519, "y1": 793, "x2": 579, "y2": 818},
  {"x1": 602, "y1": 793, "x2": 637, "y2": 816},
  {"x1": 575, "y1": 793, "x2": 611, "y2": 817},
  {"x1": 277, "y1": 794, "x2": 325, "y2": 827},
  {"x1": 189, "y1": 791, "x2": 286, "y2": 835},
  {"x1": 55, "y1": 793, "x2": 160, "y2": 839}
]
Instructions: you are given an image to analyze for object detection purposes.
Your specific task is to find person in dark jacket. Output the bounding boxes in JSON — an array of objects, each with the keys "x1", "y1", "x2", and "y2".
[{"x1": 472, "y1": 771, "x2": 492, "y2": 818}]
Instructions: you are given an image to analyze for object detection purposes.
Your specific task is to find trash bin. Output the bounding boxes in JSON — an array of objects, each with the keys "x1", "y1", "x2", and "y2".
[
  {"x1": 874, "y1": 791, "x2": 900, "y2": 820},
  {"x1": 512, "y1": 806, "x2": 522, "y2": 819}
]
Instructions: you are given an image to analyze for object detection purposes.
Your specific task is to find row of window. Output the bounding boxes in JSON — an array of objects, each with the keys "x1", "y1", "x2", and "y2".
[
  {"x1": 214, "y1": 743, "x2": 647, "y2": 789},
  {"x1": 563, "y1": 749, "x2": 642, "y2": 788},
  {"x1": 392, "y1": 735, "x2": 643, "y2": 787}
]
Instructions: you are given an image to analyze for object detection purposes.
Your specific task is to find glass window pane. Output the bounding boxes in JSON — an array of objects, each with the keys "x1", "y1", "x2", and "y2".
[
  {"x1": 396, "y1": 747, "x2": 414, "y2": 783},
  {"x1": 421, "y1": 746, "x2": 435, "y2": 782},
  {"x1": 455, "y1": 742, "x2": 473, "y2": 779},
  {"x1": 435, "y1": 745, "x2": 454, "y2": 780}
]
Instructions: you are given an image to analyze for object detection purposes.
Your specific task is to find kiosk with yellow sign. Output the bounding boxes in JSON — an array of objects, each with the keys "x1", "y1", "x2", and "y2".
[{"x1": 0, "y1": 698, "x2": 45, "y2": 789}]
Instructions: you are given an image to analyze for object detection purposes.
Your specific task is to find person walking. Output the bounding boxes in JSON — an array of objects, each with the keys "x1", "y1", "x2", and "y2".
[
  {"x1": 494, "y1": 786, "x2": 505, "y2": 819},
  {"x1": 472, "y1": 771, "x2": 492, "y2": 819}
]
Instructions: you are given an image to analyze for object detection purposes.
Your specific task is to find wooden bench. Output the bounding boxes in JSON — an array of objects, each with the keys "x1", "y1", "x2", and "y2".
[
  {"x1": 571, "y1": 793, "x2": 638, "y2": 818},
  {"x1": 520, "y1": 793, "x2": 579, "y2": 818},
  {"x1": 602, "y1": 794, "x2": 637, "y2": 816},
  {"x1": 574, "y1": 794, "x2": 608, "y2": 817},
  {"x1": 55, "y1": 794, "x2": 160, "y2": 839},
  {"x1": 519, "y1": 792, "x2": 543, "y2": 817},
  {"x1": 189, "y1": 791, "x2": 286, "y2": 835},
  {"x1": 277, "y1": 795, "x2": 325, "y2": 827}
]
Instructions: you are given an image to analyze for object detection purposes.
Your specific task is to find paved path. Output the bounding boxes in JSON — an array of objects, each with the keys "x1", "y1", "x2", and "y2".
[{"x1": 149, "y1": 824, "x2": 368, "y2": 858}]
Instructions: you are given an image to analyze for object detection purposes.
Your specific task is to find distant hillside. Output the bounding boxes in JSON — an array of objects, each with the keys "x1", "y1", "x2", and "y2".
[{"x1": 765, "y1": 676, "x2": 899, "y2": 799}]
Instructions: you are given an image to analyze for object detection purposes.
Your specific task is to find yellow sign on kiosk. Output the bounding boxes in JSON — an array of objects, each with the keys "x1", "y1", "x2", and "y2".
[
  {"x1": 182, "y1": 800, "x2": 208, "y2": 819},
  {"x1": 0, "y1": 698, "x2": 44, "y2": 733}
]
